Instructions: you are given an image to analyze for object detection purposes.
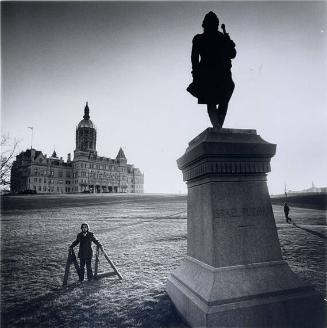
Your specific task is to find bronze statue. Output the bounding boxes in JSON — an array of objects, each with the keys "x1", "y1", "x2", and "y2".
[{"x1": 187, "y1": 12, "x2": 236, "y2": 128}]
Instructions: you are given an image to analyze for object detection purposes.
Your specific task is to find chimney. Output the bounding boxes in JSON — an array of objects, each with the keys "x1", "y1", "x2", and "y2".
[{"x1": 67, "y1": 153, "x2": 71, "y2": 162}]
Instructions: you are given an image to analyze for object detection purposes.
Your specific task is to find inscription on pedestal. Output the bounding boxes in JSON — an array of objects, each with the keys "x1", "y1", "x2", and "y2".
[{"x1": 214, "y1": 205, "x2": 271, "y2": 219}]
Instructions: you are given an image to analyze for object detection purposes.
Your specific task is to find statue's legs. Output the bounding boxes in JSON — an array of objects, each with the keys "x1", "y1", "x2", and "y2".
[
  {"x1": 207, "y1": 103, "x2": 228, "y2": 128},
  {"x1": 217, "y1": 79, "x2": 235, "y2": 127},
  {"x1": 217, "y1": 102, "x2": 228, "y2": 126},
  {"x1": 207, "y1": 104, "x2": 221, "y2": 128}
]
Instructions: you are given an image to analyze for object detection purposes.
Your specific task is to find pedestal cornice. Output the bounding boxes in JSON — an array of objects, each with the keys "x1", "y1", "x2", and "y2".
[{"x1": 177, "y1": 128, "x2": 276, "y2": 181}]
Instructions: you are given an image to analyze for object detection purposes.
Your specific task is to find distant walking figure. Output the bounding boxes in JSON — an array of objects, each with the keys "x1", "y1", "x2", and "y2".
[
  {"x1": 69, "y1": 223, "x2": 102, "y2": 281},
  {"x1": 283, "y1": 203, "x2": 292, "y2": 223},
  {"x1": 187, "y1": 11, "x2": 237, "y2": 128}
]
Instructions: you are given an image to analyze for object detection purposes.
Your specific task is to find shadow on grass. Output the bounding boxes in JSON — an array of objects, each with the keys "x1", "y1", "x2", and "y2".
[
  {"x1": 2, "y1": 279, "x2": 188, "y2": 328},
  {"x1": 292, "y1": 223, "x2": 327, "y2": 239},
  {"x1": 1, "y1": 278, "x2": 120, "y2": 327},
  {"x1": 130, "y1": 291, "x2": 189, "y2": 328}
]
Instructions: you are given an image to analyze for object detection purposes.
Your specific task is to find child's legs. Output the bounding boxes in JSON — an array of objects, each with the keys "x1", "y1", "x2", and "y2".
[
  {"x1": 80, "y1": 258, "x2": 86, "y2": 280},
  {"x1": 86, "y1": 258, "x2": 93, "y2": 280}
]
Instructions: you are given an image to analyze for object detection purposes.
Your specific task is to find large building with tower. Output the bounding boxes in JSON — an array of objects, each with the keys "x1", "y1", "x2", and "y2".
[{"x1": 11, "y1": 103, "x2": 144, "y2": 194}]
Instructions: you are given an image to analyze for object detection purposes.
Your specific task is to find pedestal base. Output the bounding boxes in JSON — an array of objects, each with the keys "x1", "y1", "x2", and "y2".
[
  {"x1": 167, "y1": 257, "x2": 324, "y2": 327},
  {"x1": 168, "y1": 128, "x2": 325, "y2": 327}
]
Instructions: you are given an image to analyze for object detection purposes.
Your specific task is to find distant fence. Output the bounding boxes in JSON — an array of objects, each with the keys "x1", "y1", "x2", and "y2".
[{"x1": 271, "y1": 192, "x2": 327, "y2": 210}]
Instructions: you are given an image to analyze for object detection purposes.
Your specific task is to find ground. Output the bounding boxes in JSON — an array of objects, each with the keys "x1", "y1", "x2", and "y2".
[{"x1": 1, "y1": 194, "x2": 326, "y2": 328}]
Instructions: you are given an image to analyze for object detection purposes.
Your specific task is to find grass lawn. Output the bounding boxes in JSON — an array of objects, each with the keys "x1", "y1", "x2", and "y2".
[{"x1": 1, "y1": 194, "x2": 326, "y2": 327}]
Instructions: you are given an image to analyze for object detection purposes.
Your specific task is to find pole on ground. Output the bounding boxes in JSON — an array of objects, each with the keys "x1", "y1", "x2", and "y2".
[
  {"x1": 94, "y1": 246, "x2": 100, "y2": 278},
  {"x1": 62, "y1": 248, "x2": 80, "y2": 286},
  {"x1": 98, "y1": 246, "x2": 123, "y2": 280},
  {"x1": 71, "y1": 249, "x2": 80, "y2": 277},
  {"x1": 63, "y1": 249, "x2": 72, "y2": 286}
]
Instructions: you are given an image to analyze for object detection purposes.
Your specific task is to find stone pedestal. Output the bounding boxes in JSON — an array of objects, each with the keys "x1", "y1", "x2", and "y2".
[{"x1": 167, "y1": 128, "x2": 324, "y2": 327}]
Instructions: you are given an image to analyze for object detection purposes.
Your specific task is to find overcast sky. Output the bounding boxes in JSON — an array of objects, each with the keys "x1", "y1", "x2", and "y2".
[{"x1": 2, "y1": 1, "x2": 326, "y2": 194}]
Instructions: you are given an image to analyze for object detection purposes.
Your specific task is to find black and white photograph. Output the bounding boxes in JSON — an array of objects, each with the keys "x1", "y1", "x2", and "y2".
[{"x1": 1, "y1": 1, "x2": 326, "y2": 327}]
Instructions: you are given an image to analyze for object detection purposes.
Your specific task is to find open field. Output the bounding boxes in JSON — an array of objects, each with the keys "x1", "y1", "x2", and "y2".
[
  {"x1": 1, "y1": 194, "x2": 326, "y2": 328},
  {"x1": 271, "y1": 192, "x2": 327, "y2": 210}
]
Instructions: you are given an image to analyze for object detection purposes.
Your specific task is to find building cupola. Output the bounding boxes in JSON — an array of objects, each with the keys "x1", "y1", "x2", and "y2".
[
  {"x1": 75, "y1": 102, "x2": 97, "y2": 154},
  {"x1": 78, "y1": 102, "x2": 95, "y2": 129}
]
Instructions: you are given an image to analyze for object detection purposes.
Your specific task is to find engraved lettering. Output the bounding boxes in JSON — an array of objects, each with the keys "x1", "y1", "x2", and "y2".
[
  {"x1": 214, "y1": 207, "x2": 240, "y2": 218},
  {"x1": 215, "y1": 204, "x2": 271, "y2": 220}
]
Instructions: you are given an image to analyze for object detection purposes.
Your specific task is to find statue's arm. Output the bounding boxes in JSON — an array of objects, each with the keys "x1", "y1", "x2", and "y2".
[
  {"x1": 221, "y1": 25, "x2": 236, "y2": 59},
  {"x1": 226, "y1": 37, "x2": 237, "y2": 59},
  {"x1": 191, "y1": 36, "x2": 200, "y2": 72}
]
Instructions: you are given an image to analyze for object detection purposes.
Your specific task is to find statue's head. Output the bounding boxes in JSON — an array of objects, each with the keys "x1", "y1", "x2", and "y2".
[{"x1": 202, "y1": 11, "x2": 219, "y2": 31}]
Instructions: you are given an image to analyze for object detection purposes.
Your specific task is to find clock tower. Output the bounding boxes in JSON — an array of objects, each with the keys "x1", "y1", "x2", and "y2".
[{"x1": 74, "y1": 102, "x2": 97, "y2": 158}]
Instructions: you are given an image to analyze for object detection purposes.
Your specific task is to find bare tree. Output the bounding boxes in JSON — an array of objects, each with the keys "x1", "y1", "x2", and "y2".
[{"x1": 1, "y1": 134, "x2": 20, "y2": 187}]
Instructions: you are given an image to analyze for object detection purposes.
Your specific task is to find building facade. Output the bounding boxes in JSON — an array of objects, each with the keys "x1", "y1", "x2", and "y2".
[{"x1": 11, "y1": 103, "x2": 144, "y2": 194}]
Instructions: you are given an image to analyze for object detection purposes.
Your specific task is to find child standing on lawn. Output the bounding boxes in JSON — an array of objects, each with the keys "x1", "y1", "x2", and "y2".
[{"x1": 69, "y1": 223, "x2": 102, "y2": 281}]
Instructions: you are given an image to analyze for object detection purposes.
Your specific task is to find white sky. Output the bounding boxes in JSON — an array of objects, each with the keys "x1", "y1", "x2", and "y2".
[{"x1": 2, "y1": 1, "x2": 327, "y2": 194}]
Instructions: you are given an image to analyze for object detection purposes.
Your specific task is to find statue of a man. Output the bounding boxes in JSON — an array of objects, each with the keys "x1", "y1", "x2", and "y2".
[{"x1": 187, "y1": 12, "x2": 237, "y2": 128}]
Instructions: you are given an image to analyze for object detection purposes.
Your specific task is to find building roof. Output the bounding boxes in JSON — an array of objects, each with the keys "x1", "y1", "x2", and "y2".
[
  {"x1": 51, "y1": 150, "x2": 58, "y2": 158},
  {"x1": 20, "y1": 149, "x2": 43, "y2": 161},
  {"x1": 116, "y1": 147, "x2": 126, "y2": 159}
]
